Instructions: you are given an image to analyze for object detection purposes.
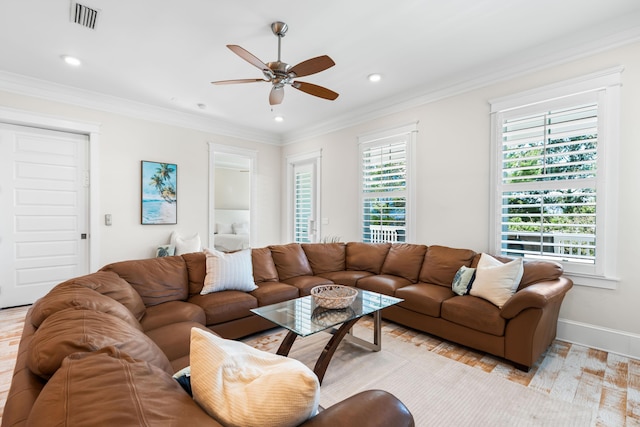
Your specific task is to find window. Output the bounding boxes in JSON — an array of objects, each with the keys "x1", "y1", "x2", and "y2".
[
  {"x1": 490, "y1": 68, "x2": 621, "y2": 287},
  {"x1": 287, "y1": 151, "x2": 320, "y2": 243},
  {"x1": 359, "y1": 123, "x2": 417, "y2": 243}
]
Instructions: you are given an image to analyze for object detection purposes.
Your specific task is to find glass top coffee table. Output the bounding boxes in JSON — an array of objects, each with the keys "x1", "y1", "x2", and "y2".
[{"x1": 250, "y1": 289, "x2": 402, "y2": 384}]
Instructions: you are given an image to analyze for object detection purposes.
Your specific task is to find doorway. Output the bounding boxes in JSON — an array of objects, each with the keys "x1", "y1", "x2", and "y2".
[
  {"x1": 208, "y1": 143, "x2": 257, "y2": 251},
  {"x1": 287, "y1": 151, "x2": 321, "y2": 243},
  {"x1": 0, "y1": 123, "x2": 90, "y2": 307}
]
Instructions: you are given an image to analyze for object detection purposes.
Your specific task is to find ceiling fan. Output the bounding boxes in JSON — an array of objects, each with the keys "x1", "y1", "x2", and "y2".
[{"x1": 212, "y1": 21, "x2": 339, "y2": 106}]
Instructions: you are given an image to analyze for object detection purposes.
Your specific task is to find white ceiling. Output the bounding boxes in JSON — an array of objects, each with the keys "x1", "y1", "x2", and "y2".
[{"x1": 1, "y1": 0, "x2": 640, "y2": 144}]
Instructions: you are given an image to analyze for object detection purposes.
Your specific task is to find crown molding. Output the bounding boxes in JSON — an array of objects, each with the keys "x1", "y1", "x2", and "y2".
[
  {"x1": 281, "y1": 23, "x2": 640, "y2": 145},
  {"x1": 1, "y1": 20, "x2": 639, "y2": 147},
  {"x1": 0, "y1": 71, "x2": 283, "y2": 145}
]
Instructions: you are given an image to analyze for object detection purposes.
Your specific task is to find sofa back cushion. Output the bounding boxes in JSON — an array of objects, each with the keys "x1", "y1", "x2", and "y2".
[
  {"x1": 419, "y1": 245, "x2": 477, "y2": 286},
  {"x1": 381, "y1": 244, "x2": 428, "y2": 283},
  {"x1": 252, "y1": 247, "x2": 280, "y2": 283},
  {"x1": 27, "y1": 308, "x2": 173, "y2": 379},
  {"x1": 30, "y1": 284, "x2": 142, "y2": 331},
  {"x1": 27, "y1": 347, "x2": 218, "y2": 426},
  {"x1": 58, "y1": 271, "x2": 146, "y2": 320},
  {"x1": 346, "y1": 242, "x2": 391, "y2": 274},
  {"x1": 182, "y1": 252, "x2": 207, "y2": 295},
  {"x1": 519, "y1": 260, "x2": 564, "y2": 290},
  {"x1": 101, "y1": 256, "x2": 188, "y2": 306},
  {"x1": 269, "y1": 243, "x2": 313, "y2": 281},
  {"x1": 302, "y1": 243, "x2": 346, "y2": 274}
]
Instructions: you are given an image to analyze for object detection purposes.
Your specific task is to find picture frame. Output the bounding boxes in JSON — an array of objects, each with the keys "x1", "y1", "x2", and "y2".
[{"x1": 141, "y1": 160, "x2": 177, "y2": 225}]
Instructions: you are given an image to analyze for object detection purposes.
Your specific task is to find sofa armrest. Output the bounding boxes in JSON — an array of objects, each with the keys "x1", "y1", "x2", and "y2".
[
  {"x1": 300, "y1": 390, "x2": 414, "y2": 427},
  {"x1": 500, "y1": 277, "x2": 573, "y2": 319}
]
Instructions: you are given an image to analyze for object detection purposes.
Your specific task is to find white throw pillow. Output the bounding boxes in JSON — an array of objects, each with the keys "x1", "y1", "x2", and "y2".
[
  {"x1": 190, "y1": 328, "x2": 320, "y2": 427},
  {"x1": 216, "y1": 223, "x2": 233, "y2": 234},
  {"x1": 201, "y1": 248, "x2": 257, "y2": 294},
  {"x1": 170, "y1": 231, "x2": 201, "y2": 255},
  {"x1": 232, "y1": 222, "x2": 249, "y2": 235},
  {"x1": 470, "y1": 253, "x2": 524, "y2": 308}
]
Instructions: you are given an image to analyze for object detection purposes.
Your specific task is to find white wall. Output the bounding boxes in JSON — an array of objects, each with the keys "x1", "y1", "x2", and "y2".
[
  {"x1": 0, "y1": 91, "x2": 282, "y2": 264},
  {"x1": 214, "y1": 168, "x2": 250, "y2": 210},
  {"x1": 282, "y1": 42, "x2": 640, "y2": 356}
]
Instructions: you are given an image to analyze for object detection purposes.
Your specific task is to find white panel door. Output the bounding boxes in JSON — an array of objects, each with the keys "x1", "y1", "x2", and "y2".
[{"x1": 0, "y1": 123, "x2": 89, "y2": 308}]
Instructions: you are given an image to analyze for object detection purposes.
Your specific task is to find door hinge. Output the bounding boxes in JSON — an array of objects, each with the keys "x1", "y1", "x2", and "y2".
[{"x1": 83, "y1": 170, "x2": 90, "y2": 187}]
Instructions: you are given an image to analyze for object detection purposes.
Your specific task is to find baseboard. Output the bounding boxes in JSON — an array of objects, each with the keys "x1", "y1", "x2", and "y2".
[{"x1": 557, "y1": 318, "x2": 640, "y2": 360}]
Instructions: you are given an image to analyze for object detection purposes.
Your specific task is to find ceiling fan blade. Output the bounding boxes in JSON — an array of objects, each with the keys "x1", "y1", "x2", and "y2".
[
  {"x1": 211, "y1": 78, "x2": 265, "y2": 85},
  {"x1": 227, "y1": 45, "x2": 270, "y2": 71},
  {"x1": 269, "y1": 86, "x2": 285, "y2": 105},
  {"x1": 289, "y1": 55, "x2": 335, "y2": 78},
  {"x1": 292, "y1": 81, "x2": 339, "y2": 101}
]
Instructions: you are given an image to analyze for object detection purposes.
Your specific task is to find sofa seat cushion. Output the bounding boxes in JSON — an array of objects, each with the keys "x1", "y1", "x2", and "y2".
[
  {"x1": 189, "y1": 291, "x2": 258, "y2": 325},
  {"x1": 356, "y1": 274, "x2": 411, "y2": 296},
  {"x1": 101, "y1": 256, "x2": 189, "y2": 306},
  {"x1": 57, "y1": 271, "x2": 146, "y2": 320},
  {"x1": 381, "y1": 244, "x2": 428, "y2": 283},
  {"x1": 395, "y1": 283, "x2": 455, "y2": 317},
  {"x1": 302, "y1": 243, "x2": 346, "y2": 274},
  {"x1": 145, "y1": 322, "x2": 212, "y2": 368},
  {"x1": 316, "y1": 270, "x2": 374, "y2": 287},
  {"x1": 30, "y1": 284, "x2": 142, "y2": 330},
  {"x1": 441, "y1": 296, "x2": 505, "y2": 336},
  {"x1": 191, "y1": 328, "x2": 320, "y2": 427},
  {"x1": 346, "y1": 242, "x2": 391, "y2": 274},
  {"x1": 27, "y1": 347, "x2": 219, "y2": 427},
  {"x1": 282, "y1": 275, "x2": 334, "y2": 296},
  {"x1": 140, "y1": 300, "x2": 206, "y2": 331},
  {"x1": 251, "y1": 282, "x2": 300, "y2": 306},
  {"x1": 28, "y1": 307, "x2": 173, "y2": 379},
  {"x1": 269, "y1": 243, "x2": 314, "y2": 281},
  {"x1": 419, "y1": 245, "x2": 477, "y2": 287}
]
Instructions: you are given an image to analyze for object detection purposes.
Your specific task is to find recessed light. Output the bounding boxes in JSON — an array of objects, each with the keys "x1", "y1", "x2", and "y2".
[
  {"x1": 274, "y1": 116, "x2": 284, "y2": 122},
  {"x1": 368, "y1": 73, "x2": 382, "y2": 82},
  {"x1": 62, "y1": 55, "x2": 82, "y2": 67}
]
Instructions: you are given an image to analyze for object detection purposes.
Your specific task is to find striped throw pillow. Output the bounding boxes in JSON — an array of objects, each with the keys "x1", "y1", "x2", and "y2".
[{"x1": 201, "y1": 248, "x2": 257, "y2": 294}]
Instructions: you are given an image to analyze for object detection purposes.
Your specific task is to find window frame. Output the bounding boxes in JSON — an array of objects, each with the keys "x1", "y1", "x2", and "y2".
[
  {"x1": 489, "y1": 67, "x2": 622, "y2": 289},
  {"x1": 358, "y1": 123, "x2": 417, "y2": 244}
]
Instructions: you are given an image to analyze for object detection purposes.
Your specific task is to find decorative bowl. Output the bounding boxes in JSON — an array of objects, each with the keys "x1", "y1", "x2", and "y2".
[{"x1": 311, "y1": 284, "x2": 358, "y2": 309}]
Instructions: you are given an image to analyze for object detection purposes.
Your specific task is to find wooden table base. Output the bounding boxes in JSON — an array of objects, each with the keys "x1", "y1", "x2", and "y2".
[{"x1": 276, "y1": 317, "x2": 362, "y2": 385}]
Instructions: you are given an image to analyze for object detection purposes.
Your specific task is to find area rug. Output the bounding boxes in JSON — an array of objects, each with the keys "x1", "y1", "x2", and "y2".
[{"x1": 243, "y1": 324, "x2": 595, "y2": 426}]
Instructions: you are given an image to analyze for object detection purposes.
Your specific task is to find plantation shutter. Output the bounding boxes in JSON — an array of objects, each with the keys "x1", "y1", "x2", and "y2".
[
  {"x1": 293, "y1": 163, "x2": 313, "y2": 243},
  {"x1": 499, "y1": 102, "x2": 598, "y2": 263},
  {"x1": 361, "y1": 139, "x2": 407, "y2": 243}
]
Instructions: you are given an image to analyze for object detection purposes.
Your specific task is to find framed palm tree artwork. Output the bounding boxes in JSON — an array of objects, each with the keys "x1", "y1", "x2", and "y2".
[{"x1": 141, "y1": 161, "x2": 177, "y2": 224}]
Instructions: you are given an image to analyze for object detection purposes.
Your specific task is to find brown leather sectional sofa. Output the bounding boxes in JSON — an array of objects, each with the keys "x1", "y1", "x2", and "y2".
[{"x1": 4, "y1": 241, "x2": 572, "y2": 426}]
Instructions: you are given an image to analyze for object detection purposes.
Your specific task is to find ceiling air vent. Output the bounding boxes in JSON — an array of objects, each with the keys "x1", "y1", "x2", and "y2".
[{"x1": 70, "y1": 2, "x2": 99, "y2": 30}]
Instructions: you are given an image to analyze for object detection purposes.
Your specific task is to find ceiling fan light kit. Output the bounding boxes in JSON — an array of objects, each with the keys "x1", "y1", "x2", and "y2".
[{"x1": 212, "y1": 21, "x2": 339, "y2": 106}]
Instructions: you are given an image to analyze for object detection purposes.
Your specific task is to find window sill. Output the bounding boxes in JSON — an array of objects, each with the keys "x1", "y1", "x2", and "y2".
[{"x1": 564, "y1": 273, "x2": 619, "y2": 290}]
